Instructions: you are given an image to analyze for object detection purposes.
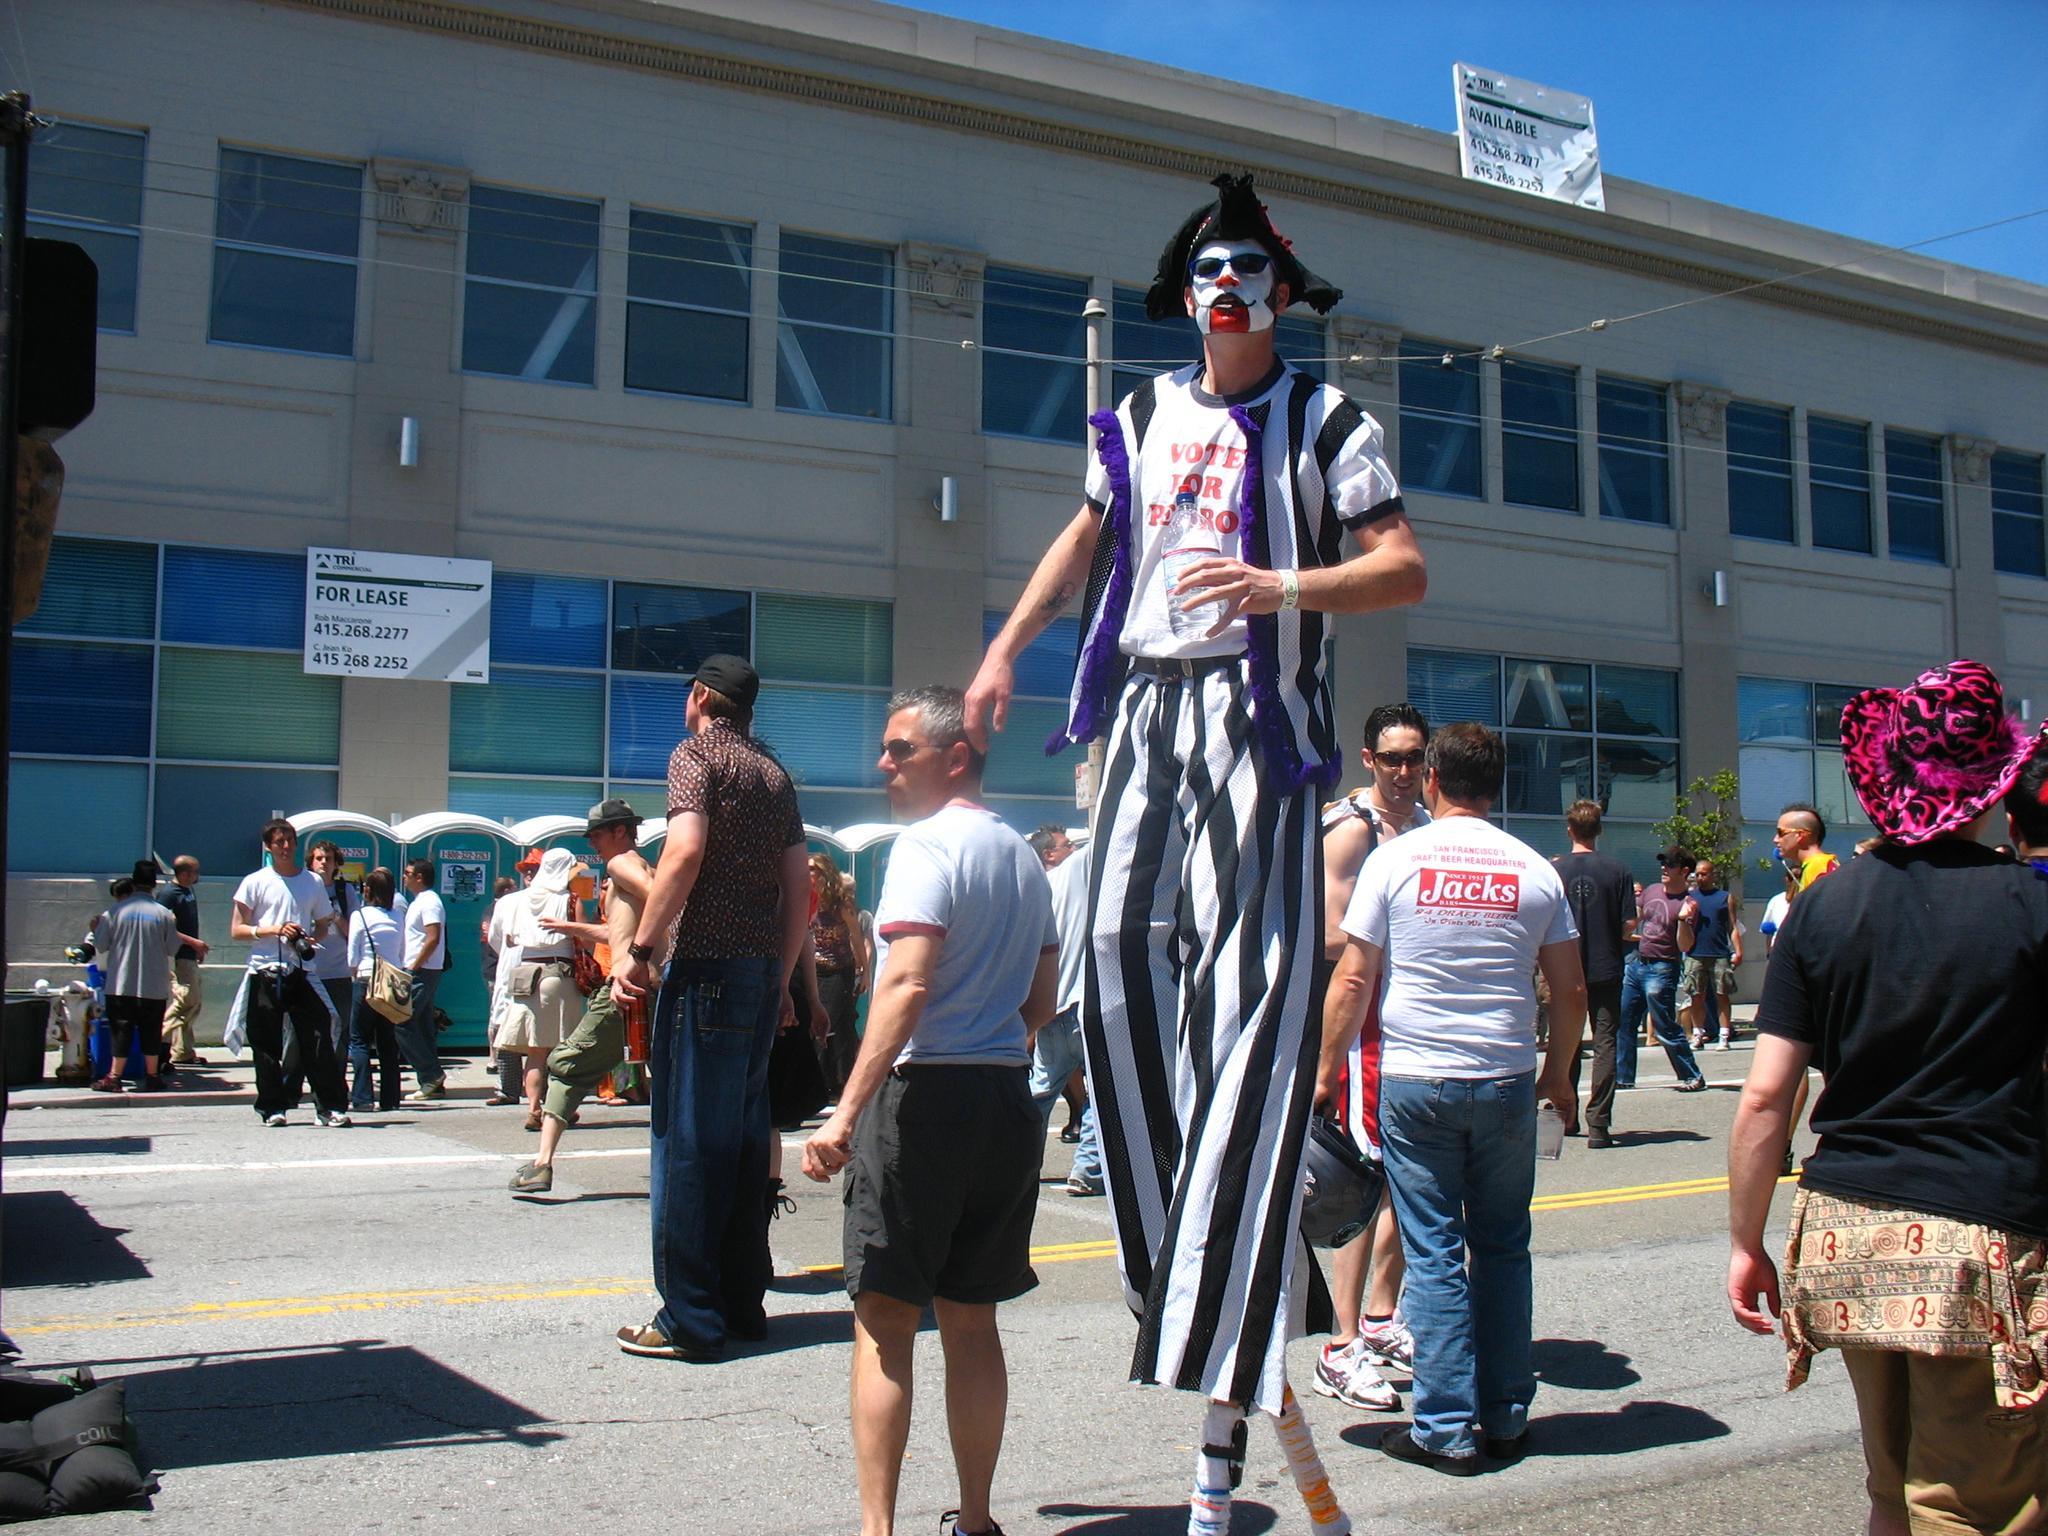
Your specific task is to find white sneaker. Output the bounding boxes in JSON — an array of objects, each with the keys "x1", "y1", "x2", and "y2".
[
  {"x1": 1311, "y1": 1340, "x2": 1400, "y2": 1411},
  {"x1": 263, "y1": 1113, "x2": 287, "y2": 1128},
  {"x1": 1356, "y1": 1316, "x2": 1415, "y2": 1375},
  {"x1": 316, "y1": 1111, "x2": 352, "y2": 1128},
  {"x1": 1717, "y1": 1038, "x2": 1733, "y2": 1051}
]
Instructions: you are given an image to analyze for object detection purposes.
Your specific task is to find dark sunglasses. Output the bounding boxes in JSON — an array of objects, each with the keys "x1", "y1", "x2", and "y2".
[
  {"x1": 1188, "y1": 251, "x2": 1272, "y2": 280},
  {"x1": 1373, "y1": 750, "x2": 1425, "y2": 770}
]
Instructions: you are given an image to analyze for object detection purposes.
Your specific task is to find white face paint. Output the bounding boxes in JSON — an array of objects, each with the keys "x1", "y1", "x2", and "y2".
[{"x1": 1187, "y1": 239, "x2": 1278, "y2": 335}]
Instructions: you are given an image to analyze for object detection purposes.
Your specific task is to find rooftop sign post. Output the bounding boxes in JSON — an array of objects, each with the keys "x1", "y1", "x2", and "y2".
[
  {"x1": 304, "y1": 546, "x2": 492, "y2": 682},
  {"x1": 1453, "y1": 63, "x2": 1605, "y2": 212}
]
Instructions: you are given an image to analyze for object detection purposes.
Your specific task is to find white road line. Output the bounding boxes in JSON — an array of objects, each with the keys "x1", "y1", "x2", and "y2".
[{"x1": 3, "y1": 1146, "x2": 652, "y2": 1180}]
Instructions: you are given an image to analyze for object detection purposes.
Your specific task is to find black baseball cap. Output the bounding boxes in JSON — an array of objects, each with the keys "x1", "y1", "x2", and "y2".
[
  {"x1": 584, "y1": 798, "x2": 639, "y2": 837},
  {"x1": 131, "y1": 858, "x2": 161, "y2": 885},
  {"x1": 695, "y1": 653, "x2": 759, "y2": 710}
]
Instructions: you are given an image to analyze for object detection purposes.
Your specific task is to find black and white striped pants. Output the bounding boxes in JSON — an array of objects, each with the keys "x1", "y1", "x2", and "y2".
[{"x1": 1082, "y1": 661, "x2": 1327, "y2": 1416}]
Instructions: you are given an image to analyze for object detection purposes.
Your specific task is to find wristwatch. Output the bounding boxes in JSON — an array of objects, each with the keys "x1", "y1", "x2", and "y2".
[{"x1": 627, "y1": 940, "x2": 655, "y2": 963}]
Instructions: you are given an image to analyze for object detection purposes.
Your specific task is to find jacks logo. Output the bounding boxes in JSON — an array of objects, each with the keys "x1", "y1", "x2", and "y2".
[{"x1": 1417, "y1": 867, "x2": 1520, "y2": 913}]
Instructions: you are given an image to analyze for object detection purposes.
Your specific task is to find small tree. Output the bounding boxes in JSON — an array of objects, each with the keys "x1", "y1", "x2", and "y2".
[{"x1": 1651, "y1": 769, "x2": 1753, "y2": 895}]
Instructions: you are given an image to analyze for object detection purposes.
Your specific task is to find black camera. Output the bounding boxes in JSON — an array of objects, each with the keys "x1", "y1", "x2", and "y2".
[
  {"x1": 288, "y1": 934, "x2": 319, "y2": 964},
  {"x1": 65, "y1": 941, "x2": 94, "y2": 964}
]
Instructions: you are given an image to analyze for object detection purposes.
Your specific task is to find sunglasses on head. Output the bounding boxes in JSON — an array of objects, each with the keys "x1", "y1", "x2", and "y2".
[{"x1": 1188, "y1": 251, "x2": 1272, "y2": 280}]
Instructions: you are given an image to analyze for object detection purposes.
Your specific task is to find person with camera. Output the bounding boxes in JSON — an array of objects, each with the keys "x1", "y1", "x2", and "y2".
[{"x1": 226, "y1": 818, "x2": 352, "y2": 1127}]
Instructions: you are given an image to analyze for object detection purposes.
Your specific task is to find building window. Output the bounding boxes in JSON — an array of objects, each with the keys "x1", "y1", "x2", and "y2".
[
  {"x1": 1992, "y1": 451, "x2": 2046, "y2": 578},
  {"x1": 1596, "y1": 377, "x2": 1668, "y2": 524},
  {"x1": 1884, "y1": 430, "x2": 1945, "y2": 565},
  {"x1": 1738, "y1": 677, "x2": 1872, "y2": 860},
  {"x1": 776, "y1": 232, "x2": 892, "y2": 420},
  {"x1": 1406, "y1": 648, "x2": 1679, "y2": 874},
  {"x1": 210, "y1": 148, "x2": 361, "y2": 357},
  {"x1": 450, "y1": 574, "x2": 895, "y2": 829},
  {"x1": 1727, "y1": 400, "x2": 1794, "y2": 543},
  {"x1": 1399, "y1": 340, "x2": 1482, "y2": 500},
  {"x1": 983, "y1": 266, "x2": 1088, "y2": 443},
  {"x1": 625, "y1": 209, "x2": 751, "y2": 402},
  {"x1": 28, "y1": 121, "x2": 144, "y2": 333},
  {"x1": 1808, "y1": 415, "x2": 1872, "y2": 553},
  {"x1": 981, "y1": 611, "x2": 1081, "y2": 831},
  {"x1": 1500, "y1": 359, "x2": 1579, "y2": 512},
  {"x1": 9, "y1": 536, "x2": 341, "y2": 876},
  {"x1": 463, "y1": 184, "x2": 599, "y2": 385}
]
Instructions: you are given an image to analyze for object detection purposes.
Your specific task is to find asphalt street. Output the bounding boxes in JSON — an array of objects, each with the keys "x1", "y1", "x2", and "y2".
[{"x1": 1, "y1": 1031, "x2": 1864, "y2": 1536}]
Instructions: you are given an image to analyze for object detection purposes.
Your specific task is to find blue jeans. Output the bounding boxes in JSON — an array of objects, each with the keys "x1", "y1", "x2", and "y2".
[
  {"x1": 1639, "y1": 957, "x2": 1704, "y2": 1086},
  {"x1": 648, "y1": 954, "x2": 779, "y2": 1349},
  {"x1": 1070, "y1": 1102, "x2": 1102, "y2": 1183},
  {"x1": 395, "y1": 965, "x2": 445, "y2": 1091},
  {"x1": 1380, "y1": 1072, "x2": 1539, "y2": 1458},
  {"x1": 347, "y1": 982, "x2": 401, "y2": 1110},
  {"x1": 1617, "y1": 950, "x2": 1645, "y2": 1087},
  {"x1": 1028, "y1": 1007, "x2": 1084, "y2": 1124}
]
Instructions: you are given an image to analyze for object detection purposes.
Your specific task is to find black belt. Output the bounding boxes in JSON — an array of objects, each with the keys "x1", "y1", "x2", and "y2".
[{"x1": 1126, "y1": 653, "x2": 1244, "y2": 679}]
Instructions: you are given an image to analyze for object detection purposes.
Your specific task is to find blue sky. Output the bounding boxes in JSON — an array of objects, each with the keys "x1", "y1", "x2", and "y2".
[{"x1": 909, "y1": 0, "x2": 2048, "y2": 289}]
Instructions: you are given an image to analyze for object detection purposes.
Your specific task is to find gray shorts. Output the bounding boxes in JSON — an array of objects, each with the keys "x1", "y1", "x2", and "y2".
[{"x1": 843, "y1": 1064, "x2": 1043, "y2": 1307}]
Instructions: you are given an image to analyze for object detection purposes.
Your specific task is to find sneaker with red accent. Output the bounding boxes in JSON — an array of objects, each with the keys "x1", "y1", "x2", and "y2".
[
  {"x1": 1312, "y1": 1339, "x2": 1400, "y2": 1411},
  {"x1": 1356, "y1": 1316, "x2": 1415, "y2": 1376},
  {"x1": 88, "y1": 1076, "x2": 123, "y2": 1093}
]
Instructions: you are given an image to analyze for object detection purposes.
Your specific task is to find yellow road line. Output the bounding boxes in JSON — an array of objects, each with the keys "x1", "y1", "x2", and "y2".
[{"x1": 11, "y1": 1172, "x2": 1784, "y2": 1338}]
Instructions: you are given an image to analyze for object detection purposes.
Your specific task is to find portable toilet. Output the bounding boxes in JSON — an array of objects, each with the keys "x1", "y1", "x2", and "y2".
[
  {"x1": 392, "y1": 812, "x2": 523, "y2": 1049},
  {"x1": 287, "y1": 811, "x2": 403, "y2": 890}
]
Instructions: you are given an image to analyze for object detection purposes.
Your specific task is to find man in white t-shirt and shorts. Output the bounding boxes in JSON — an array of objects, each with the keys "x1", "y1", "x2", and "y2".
[
  {"x1": 802, "y1": 685, "x2": 1057, "y2": 1536},
  {"x1": 1320, "y1": 723, "x2": 1586, "y2": 1475},
  {"x1": 227, "y1": 818, "x2": 353, "y2": 1127}
]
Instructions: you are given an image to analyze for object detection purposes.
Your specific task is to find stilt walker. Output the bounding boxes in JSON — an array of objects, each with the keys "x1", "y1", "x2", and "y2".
[{"x1": 967, "y1": 174, "x2": 1427, "y2": 1533}]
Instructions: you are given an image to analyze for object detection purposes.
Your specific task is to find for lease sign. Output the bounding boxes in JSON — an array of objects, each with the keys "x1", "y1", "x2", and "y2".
[
  {"x1": 1453, "y1": 63, "x2": 1605, "y2": 212},
  {"x1": 304, "y1": 547, "x2": 492, "y2": 683}
]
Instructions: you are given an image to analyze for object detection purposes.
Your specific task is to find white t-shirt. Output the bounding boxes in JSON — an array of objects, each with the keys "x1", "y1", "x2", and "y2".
[
  {"x1": 1342, "y1": 816, "x2": 1576, "y2": 1080},
  {"x1": 233, "y1": 866, "x2": 335, "y2": 975},
  {"x1": 874, "y1": 803, "x2": 1058, "y2": 1067},
  {"x1": 347, "y1": 905, "x2": 406, "y2": 980},
  {"x1": 1085, "y1": 363, "x2": 1399, "y2": 660},
  {"x1": 1047, "y1": 842, "x2": 1091, "y2": 1015},
  {"x1": 310, "y1": 881, "x2": 359, "y2": 981},
  {"x1": 404, "y1": 887, "x2": 447, "y2": 970}
]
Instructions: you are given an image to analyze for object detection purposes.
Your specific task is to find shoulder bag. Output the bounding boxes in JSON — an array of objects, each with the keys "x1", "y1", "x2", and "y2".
[{"x1": 363, "y1": 923, "x2": 413, "y2": 1024}]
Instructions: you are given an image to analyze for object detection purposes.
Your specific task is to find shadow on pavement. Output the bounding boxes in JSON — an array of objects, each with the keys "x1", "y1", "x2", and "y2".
[
  {"x1": 2, "y1": 1190, "x2": 151, "y2": 1286},
  {"x1": 1038, "y1": 1501, "x2": 1277, "y2": 1533},
  {"x1": 1533, "y1": 1337, "x2": 1641, "y2": 1391},
  {"x1": 511, "y1": 1190, "x2": 648, "y2": 1206},
  {"x1": 2, "y1": 1136, "x2": 154, "y2": 1158},
  {"x1": 1609, "y1": 1129, "x2": 1711, "y2": 1147},
  {"x1": 1521, "y1": 1399, "x2": 1731, "y2": 1456},
  {"x1": 109, "y1": 1340, "x2": 564, "y2": 1468},
  {"x1": 768, "y1": 1271, "x2": 847, "y2": 1296},
  {"x1": 739, "y1": 1307, "x2": 868, "y2": 1354}
]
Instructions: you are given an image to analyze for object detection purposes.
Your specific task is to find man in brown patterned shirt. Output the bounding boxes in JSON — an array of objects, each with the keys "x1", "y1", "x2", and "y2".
[{"x1": 610, "y1": 653, "x2": 811, "y2": 1361}]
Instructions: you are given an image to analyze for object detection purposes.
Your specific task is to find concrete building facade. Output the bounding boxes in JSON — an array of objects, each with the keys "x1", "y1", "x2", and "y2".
[{"x1": 9, "y1": 0, "x2": 2047, "y2": 1022}]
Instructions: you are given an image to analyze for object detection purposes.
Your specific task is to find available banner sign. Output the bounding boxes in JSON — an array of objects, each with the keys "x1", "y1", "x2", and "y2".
[
  {"x1": 304, "y1": 547, "x2": 492, "y2": 683},
  {"x1": 1453, "y1": 63, "x2": 1605, "y2": 212}
]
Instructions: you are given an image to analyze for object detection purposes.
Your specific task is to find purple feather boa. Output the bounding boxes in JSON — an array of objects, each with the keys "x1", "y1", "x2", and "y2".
[{"x1": 1048, "y1": 408, "x2": 1136, "y2": 754}]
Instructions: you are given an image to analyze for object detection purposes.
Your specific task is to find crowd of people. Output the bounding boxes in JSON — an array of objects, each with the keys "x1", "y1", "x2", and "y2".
[{"x1": 58, "y1": 169, "x2": 2043, "y2": 1536}]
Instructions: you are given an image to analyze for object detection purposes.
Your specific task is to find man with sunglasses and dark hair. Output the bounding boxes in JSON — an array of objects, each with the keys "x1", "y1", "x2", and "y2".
[
  {"x1": 1313, "y1": 702, "x2": 1429, "y2": 1417},
  {"x1": 968, "y1": 174, "x2": 1425, "y2": 1534}
]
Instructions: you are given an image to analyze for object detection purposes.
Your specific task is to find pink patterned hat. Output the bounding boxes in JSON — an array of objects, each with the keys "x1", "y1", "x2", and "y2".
[{"x1": 1839, "y1": 660, "x2": 2045, "y2": 844}]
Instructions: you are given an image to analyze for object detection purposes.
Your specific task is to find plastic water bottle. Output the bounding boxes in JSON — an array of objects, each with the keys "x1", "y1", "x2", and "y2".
[
  {"x1": 1159, "y1": 492, "x2": 1224, "y2": 640},
  {"x1": 1535, "y1": 1102, "x2": 1566, "y2": 1161}
]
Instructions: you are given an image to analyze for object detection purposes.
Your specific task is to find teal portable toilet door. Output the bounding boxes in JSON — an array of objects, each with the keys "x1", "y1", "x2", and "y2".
[{"x1": 393, "y1": 814, "x2": 520, "y2": 1050}]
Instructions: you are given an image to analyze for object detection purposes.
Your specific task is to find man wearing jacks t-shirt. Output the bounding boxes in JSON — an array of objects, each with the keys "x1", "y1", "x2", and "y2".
[{"x1": 967, "y1": 173, "x2": 1426, "y2": 1536}]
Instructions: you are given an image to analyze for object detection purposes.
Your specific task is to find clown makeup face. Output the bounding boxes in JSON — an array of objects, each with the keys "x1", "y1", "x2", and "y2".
[{"x1": 1187, "y1": 239, "x2": 1280, "y2": 335}]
